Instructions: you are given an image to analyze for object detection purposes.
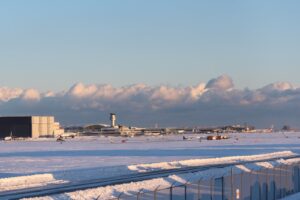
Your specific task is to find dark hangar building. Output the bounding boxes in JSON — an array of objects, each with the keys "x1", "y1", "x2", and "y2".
[
  {"x1": 0, "y1": 116, "x2": 64, "y2": 139},
  {"x1": 0, "y1": 117, "x2": 32, "y2": 138}
]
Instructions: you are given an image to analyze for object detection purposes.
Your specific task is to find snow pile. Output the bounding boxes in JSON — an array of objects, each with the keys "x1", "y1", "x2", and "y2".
[
  {"x1": 26, "y1": 157, "x2": 300, "y2": 200},
  {"x1": 128, "y1": 151, "x2": 296, "y2": 172},
  {"x1": 0, "y1": 174, "x2": 67, "y2": 192}
]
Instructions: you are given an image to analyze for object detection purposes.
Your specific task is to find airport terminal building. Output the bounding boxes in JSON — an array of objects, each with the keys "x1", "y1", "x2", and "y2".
[{"x1": 0, "y1": 116, "x2": 64, "y2": 139}]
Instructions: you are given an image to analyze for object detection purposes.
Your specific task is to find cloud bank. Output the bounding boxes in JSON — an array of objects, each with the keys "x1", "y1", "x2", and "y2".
[{"x1": 0, "y1": 75, "x2": 300, "y2": 128}]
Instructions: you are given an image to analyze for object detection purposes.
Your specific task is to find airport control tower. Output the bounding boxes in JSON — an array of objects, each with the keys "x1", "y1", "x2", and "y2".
[{"x1": 110, "y1": 113, "x2": 117, "y2": 128}]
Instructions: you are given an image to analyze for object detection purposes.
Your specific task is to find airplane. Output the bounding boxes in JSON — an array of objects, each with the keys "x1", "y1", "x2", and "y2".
[{"x1": 4, "y1": 132, "x2": 13, "y2": 141}]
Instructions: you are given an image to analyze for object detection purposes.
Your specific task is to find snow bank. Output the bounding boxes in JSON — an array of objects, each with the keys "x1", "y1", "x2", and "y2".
[
  {"x1": 128, "y1": 151, "x2": 296, "y2": 172},
  {"x1": 0, "y1": 174, "x2": 66, "y2": 192},
  {"x1": 22, "y1": 151, "x2": 299, "y2": 200},
  {"x1": 46, "y1": 151, "x2": 296, "y2": 184},
  {"x1": 26, "y1": 157, "x2": 300, "y2": 200}
]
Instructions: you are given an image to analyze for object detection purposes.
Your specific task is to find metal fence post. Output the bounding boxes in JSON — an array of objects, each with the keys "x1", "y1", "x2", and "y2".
[
  {"x1": 210, "y1": 177, "x2": 214, "y2": 200},
  {"x1": 117, "y1": 192, "x2": 124, "y2": 200},
  {"x1": 250, "y1": 169, "x2": 253, "y2": 200},
  {"x1": 258, "y1": 169, "x2": 261, "y2": 200},
  {"x1": 282, "y1": 164, "x2": 286, "y2": 197},
  {"x1": 298, "y1": 163, "x2": 300, "y2": 193},
  {"x1": 184, "y1": 184, "x2": 187, "y2": 200},
  {"x1": 284, "y1": 165, "x2": 291, "y2": 196},
  {"x1": 279, "y1": 165, "x2": 282, "y2": 198},
  {"x1": 222, "y1": 176, "x2": 225, "y2": 200},
  {"x1": 154, "y1": 185, "x2": 161, "y2": 200},
  {"x1": 95, "y1": 194, "x2": 102, "y2": 200},
  {"x1": 231, "y1": 167, "x2": 234, "y2": 200},
  {"x1": 136, "y1": 189, "x2": 143, "y2": 200},
  {"x1": 240, "y1": 171, "x2": 243, "y2": 200},
  {"x1": 293, "y1": 163, "x2": 296, "y2": 194},
  {"x1": 266, "y1": 168, "x2": 269, "y2": 200},
  {"x1": 273, "y1": 166, "x2": 276, "y2": 200},
  {"x1": 184, "y1": 178, "x2": 192, "y2": 200},
  {"x1": 198, "y1": 179, "x2": 202, "y2": 200}
]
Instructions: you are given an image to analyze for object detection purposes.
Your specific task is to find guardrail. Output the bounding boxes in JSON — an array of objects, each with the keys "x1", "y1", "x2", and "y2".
[{"x1": 107, "y1": 161, "x2": 300, "y2": 200}]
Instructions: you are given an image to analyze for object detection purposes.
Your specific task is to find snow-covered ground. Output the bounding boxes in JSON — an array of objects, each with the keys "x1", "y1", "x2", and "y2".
[
  {"x1": 1, "y1": 132, "x2": 300, "y2": 178},
  {"x1": 1, "y1": 132, "x2": 300, "y2": 196},
  {"x1": 281, "y1": 192, "x2": 300, "y2": 200},
  {"x1": 25, "y1": 156, "x2": 300, "y2": 200},
  {"x1": 1, "y1": 151, "x2": 295, "y2": 193}
]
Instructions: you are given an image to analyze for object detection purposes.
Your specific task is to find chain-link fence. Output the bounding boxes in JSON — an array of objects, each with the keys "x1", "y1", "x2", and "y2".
[{"x1": 106, "y1": 161, "x2": 300, "y2": 200}]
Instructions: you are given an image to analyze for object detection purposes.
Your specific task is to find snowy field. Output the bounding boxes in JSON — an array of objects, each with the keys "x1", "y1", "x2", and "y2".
[
  {"x1": 27, "y1": 156, "x2": 300, "y2": 200},
  {"x1": 1, "y1": 132, "x2": 300, "y2": 179},
  {"x1": 0, "y1": 132, "x2": 300, "y2": 199}
]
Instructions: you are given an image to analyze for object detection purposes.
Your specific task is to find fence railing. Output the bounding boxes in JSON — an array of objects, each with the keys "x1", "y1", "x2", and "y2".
[{"x1": 104, "y1": 161, "x2": 300, "y2": 200}]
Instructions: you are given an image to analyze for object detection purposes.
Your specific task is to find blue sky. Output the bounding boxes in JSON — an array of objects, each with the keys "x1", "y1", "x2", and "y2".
[
  {"x1": 1, "y1": 1, "x2": 300, "y2": 127},
  {"x1": 1, "y1": 0, "x2": 300, "y2": 91}
]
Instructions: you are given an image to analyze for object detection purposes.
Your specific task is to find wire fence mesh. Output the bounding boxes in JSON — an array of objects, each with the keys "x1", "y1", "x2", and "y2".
[{"x1": 106, "y1": 162, "x2": 300, "y2": 200}]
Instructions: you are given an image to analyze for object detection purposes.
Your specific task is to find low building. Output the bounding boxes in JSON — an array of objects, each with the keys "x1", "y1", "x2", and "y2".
[{"x1": 0, "y1": 116, "x2": 64, "y2": 139}]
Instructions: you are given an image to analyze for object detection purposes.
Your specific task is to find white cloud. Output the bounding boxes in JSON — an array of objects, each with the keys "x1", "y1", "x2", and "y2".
[
  {"x1": 0, "y1": 75, "x2": 300, "y2": 127},
  {"x1": 260, "y1": 82, "x2": 294, "y2": 93},
  {"x1": 68, "y1": 83, "x2": 98, "y2": 98},
  {"x1": 205, "y1": 75, "x2": 234, "y2": 90},
  {"x1": 188, "y1": 83, "x2": 207, "y2": 101},
  {"x1": 21, "y1": 89, "x2": 41, "y2": 101},
  {"x1": 0, "y1": 87, "x2": 23, "y2": 102}
]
